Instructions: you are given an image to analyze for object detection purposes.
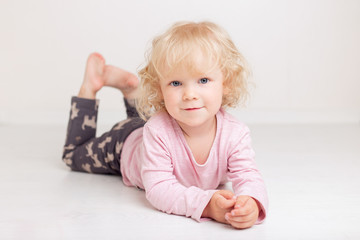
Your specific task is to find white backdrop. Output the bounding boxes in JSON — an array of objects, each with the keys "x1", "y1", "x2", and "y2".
[{"x1": 1, "y1": 0, "x2": 359, "y2": 125}]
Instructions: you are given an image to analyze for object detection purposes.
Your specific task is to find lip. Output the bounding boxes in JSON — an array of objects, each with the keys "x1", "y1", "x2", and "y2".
[{"x1": 183, "y1": 107, "x2": 203, "y2": 111}]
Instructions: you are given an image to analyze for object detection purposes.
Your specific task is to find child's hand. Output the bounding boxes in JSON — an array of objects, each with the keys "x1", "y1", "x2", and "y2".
[
  {"x1": 202, "y1": 190, "x2": 236, "y2": 224},
  {"x1": 225, "y1": 195, "x2": 260, "y2": 229}
]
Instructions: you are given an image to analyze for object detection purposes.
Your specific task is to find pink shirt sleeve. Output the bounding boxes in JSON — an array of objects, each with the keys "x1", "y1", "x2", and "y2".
[
  {"x1": 140, "y1": 124, "x2": 217, "y2": 222},
  {"x1": 226, "y1": 126, "x2": 268, "y2": 223}
]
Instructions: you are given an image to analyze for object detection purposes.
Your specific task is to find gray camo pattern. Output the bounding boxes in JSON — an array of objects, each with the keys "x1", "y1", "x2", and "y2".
[{"x1": 62, "y1": 97, "x2": 145, "y2": 175}]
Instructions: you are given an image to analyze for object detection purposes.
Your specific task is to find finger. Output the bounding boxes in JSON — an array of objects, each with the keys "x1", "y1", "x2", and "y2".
[
  {"x1": 234, "y1": 195, "x2": 251, "y2": 209},
  {"x1": 227, "y1": 208, "x2": 257, "y2": 223},
  {"x1": 217, "y1": 190, "x2": 235, "y2": 200},
  {"x1": 226, "y1": 211, "x2": 258, "y2": 229},
  {"x1": 229, "y1": 218, "x2": 256, "y2": 229},
  {"x1": 231, "y1": 205, "x2": 254, "y2": 216},
  {"x1": 232, "y1": 198, "x2": 258, "y2": 216},
  {"x1": 216, "y1": 195, "x2": 235, "y2": 209}
]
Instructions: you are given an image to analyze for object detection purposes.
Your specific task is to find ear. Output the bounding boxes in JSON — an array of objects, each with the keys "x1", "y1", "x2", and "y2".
[
  {"x1": 157, "y1": 84, "x2": 164, "y2": 100},
  {"x1": 159, "y1": 90, "x2": 164, "y2": 101},
  {"x1": 222, "y1": 77, "x2": 230, "y2": 95}
]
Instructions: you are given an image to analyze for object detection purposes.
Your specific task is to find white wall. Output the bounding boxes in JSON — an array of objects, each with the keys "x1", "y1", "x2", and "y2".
[{"x1": 1, "y1": 0, "x2": 359, "y2": 125}]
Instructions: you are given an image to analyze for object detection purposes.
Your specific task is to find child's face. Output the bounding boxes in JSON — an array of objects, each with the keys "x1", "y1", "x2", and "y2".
[{"x1": 159, "y1": 53, "x2": 225, "y2": 130}]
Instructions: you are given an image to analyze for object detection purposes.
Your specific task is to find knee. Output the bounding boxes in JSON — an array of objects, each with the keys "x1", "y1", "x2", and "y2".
[{"x1": 62, "y1": 150, "x2": 76, "y2": 169}]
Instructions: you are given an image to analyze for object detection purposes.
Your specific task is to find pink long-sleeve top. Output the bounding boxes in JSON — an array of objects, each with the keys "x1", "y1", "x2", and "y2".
[{"x1": 120, "y1": 108, "x2": 268, "y2": 223}]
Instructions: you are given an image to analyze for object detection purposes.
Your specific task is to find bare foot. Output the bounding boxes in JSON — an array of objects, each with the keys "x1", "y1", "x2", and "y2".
[
  {"x1": 103, "y1": 65, "x2": 139, "y2": 99},
  {"x1": 78, "y1": 52, "x2": 106, "y2": 99}
]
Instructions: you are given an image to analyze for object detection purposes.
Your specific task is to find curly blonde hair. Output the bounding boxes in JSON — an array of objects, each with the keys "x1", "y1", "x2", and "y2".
[{"x1": 137, "y1": 21, "x2": 251, "y2": 120}]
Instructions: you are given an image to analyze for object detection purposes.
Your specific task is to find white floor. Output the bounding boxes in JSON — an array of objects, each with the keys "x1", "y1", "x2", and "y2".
[{"x1": 1, "y1": 123, "x2": 360, "y2": 240}]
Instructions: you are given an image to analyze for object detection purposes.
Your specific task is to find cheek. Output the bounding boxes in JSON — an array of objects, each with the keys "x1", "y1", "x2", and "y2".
[
  {"x1": 162, "y1": 90, "x2": 170, "y2": 101},
  {"x1": 208, "y1": 87, "x2": 224, "y2": 106},
  {"x1": 162, "y1": 91, "x2": 177, "y2": 108},
  {"x1": 210, "y1": 85, "x2": 224, "y2": 98}
]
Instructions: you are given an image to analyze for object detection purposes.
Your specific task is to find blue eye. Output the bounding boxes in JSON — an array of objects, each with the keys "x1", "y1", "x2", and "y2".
[
  {"x1": 199, "y1": 78, "x2": 209, "y2": 84},
  {"x1": 170, "y1": 81, "x2": 181, "y2": 87}
]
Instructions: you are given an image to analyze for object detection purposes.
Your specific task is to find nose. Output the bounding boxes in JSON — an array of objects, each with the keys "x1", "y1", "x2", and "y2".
[{"x1": 182, "y1": 85, "x2": 198, "y2": 101}]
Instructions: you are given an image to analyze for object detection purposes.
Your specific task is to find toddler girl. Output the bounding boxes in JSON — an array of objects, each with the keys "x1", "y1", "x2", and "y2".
[{"x1": 62, "y1": 21, "x2": 268, "y2": 229}]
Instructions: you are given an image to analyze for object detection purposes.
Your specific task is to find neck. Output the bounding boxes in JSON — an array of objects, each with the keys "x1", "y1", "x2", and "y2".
[{"x1": 177, "y1": 116, "x2": 217, "y2": 139}]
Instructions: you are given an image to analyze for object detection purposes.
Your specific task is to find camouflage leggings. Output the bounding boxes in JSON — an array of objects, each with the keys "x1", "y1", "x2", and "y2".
[{"x1": 62, "y1": 97, "x2": 145, "y2": 175}]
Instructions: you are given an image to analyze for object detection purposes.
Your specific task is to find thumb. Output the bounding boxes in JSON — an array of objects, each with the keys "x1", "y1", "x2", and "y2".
[
  {"x1": 217, "y1": 190, "x2": 235, "y2": 200},
  {"x1": 216, "y1": 193, "x2": 236, "y2": 209},
  {"x1": 235, "y1": 195, "x2": 251, "y2": 209}
]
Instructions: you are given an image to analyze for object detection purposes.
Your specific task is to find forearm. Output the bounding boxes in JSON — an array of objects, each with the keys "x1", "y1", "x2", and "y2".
[{"x1": 144, "y1": 177, "x2": 216, "y2": 221}]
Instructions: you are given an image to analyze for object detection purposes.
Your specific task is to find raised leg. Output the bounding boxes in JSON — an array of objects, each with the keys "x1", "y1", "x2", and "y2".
[{"x1": 62, "y1": 53, "x2": 144, "y2": 174}]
